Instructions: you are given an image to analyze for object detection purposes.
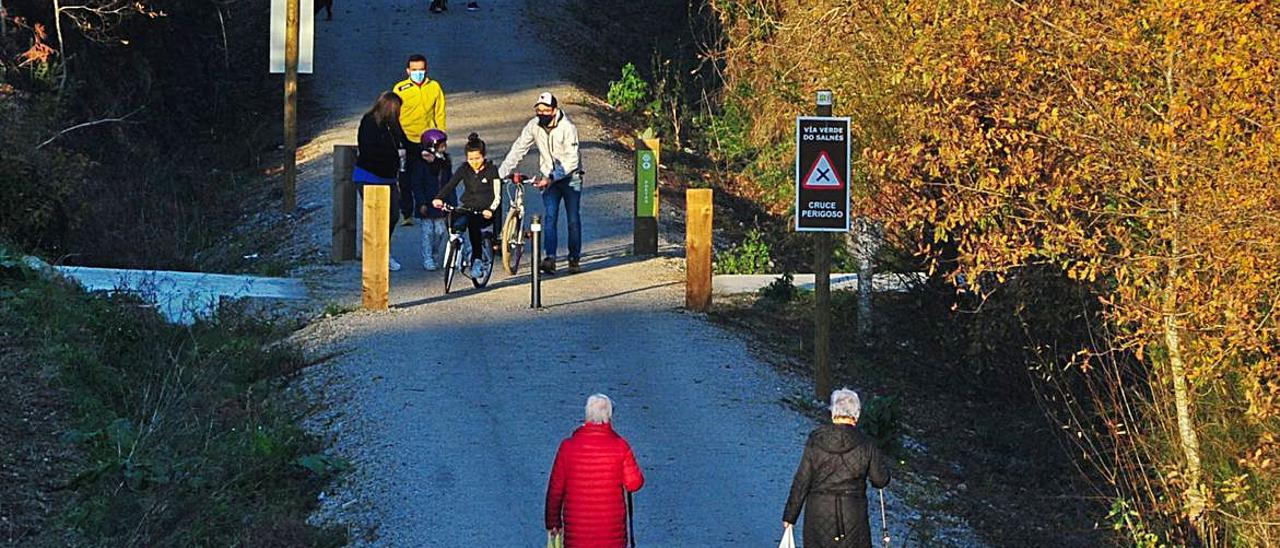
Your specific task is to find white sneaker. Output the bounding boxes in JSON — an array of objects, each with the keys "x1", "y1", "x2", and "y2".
[
  {"x1": 389, "y1": 256, "x2": 402, "y2": 271},
  {"x1": 423, "y1": 260, "x2": 438, "y2": 271}
]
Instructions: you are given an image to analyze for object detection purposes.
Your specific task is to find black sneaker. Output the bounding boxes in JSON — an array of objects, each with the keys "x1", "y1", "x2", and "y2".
[
  {"x1": 540, "y1": 257, "x2": 556, "y2": 275},
  {"x1": 568, "y1": 258, "x2": 581, "y2": 274},
  {"x1": 466, "y1": 1, "x2": 479, "y2": 11}
]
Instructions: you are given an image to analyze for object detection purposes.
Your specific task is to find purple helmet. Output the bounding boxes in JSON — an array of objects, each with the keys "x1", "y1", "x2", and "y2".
[{"x1": 421, "y1": 129, "x2": 447, "y2": 149}]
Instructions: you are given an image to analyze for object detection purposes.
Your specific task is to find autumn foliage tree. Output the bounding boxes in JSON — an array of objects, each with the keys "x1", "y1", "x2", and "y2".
[{"x1": 710, "y1": 0, "x2": 1278, "y2": 542}]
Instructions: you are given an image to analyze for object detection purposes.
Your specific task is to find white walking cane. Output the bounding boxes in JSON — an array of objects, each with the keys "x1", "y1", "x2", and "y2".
[{"x1": 879, "y1": 488, "x2": 891, "y2": 547}]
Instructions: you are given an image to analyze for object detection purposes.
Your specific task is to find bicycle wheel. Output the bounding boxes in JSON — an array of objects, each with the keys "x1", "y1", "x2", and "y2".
[
  {"x1": 442, "y1": 238, "x2": 457, "y2": 294},
  {"x1": 472, "y1": 233, "x2": 495, "y2": 288},
  {"x1": 500, "y1": 209, "x2": 523, "y2": 275}
]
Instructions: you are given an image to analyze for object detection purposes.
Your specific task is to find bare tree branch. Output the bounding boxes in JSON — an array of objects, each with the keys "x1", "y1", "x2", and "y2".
[{"x1": 35, "y1": 106, "x2": 146, "y2": 149}]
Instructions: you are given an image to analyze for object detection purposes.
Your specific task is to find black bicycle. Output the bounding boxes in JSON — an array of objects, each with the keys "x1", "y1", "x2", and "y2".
[{"x1": 439, "y1": 205, "x2": 496, "y2": 294}]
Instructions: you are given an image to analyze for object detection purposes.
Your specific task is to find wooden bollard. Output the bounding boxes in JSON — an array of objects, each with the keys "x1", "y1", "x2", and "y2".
[
  {"x1": 685, "y1": 188, "x2": 713, "y2": 311},
  {"x1": 331, "y1": 145, "x2": 358, "y2": 261},
  {"x1": 361, "y1": 185, "x2": 391, "y2": 310}
]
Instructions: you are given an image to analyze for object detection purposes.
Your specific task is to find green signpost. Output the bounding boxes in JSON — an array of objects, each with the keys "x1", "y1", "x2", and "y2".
[
  {"x1": 634, "y1": 138, "x2": 660, "y2": 255},
  {"x1": 637, "y1": 149, "x2": 657, "y2": 217}
]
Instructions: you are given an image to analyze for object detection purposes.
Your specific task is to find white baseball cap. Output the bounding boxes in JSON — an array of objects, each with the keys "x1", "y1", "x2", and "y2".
[{"x1": 535, "y1": 92, "x2": 558, "y2": 108}]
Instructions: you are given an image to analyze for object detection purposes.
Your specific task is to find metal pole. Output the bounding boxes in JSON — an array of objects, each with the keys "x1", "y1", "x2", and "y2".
[
  {"x1": 879, "y1": 488, "x2": 891, "y2": 547},
  {"x1": 531, "y1": 215, "x2": 543, "y2": 308},
  {"x1": 282, "y1": 0, "x2": 299, "y2": 213},
  {"x1": 813, "y1": 91, "x2": 834, "y2": 401}
]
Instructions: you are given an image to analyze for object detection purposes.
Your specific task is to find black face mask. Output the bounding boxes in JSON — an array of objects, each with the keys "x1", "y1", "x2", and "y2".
[{"x1": 537, "y1": 113, "x2": 555, "y2": 128}]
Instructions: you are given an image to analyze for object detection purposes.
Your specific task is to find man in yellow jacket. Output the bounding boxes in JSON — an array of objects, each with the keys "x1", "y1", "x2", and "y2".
[{"x1": 393, "y1": 54, "x2": 446, "y2": 225}]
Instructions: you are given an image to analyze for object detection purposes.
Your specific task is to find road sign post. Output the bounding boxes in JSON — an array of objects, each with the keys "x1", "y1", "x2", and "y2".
[
  {"x1": 798, "y1": 91, "x2": 848, "y2": 401},
  {"x1": 634, "y1": 138, "x2": 660, "y2": 256},
  {"x1": 271, "y1": 0, "x2": 314, "y2": 213},
  {"x1": 282, "y1": 0, "x2": 299, "y2": 212}
]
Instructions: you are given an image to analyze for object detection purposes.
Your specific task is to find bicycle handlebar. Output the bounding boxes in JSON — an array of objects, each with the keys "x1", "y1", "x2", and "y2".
[
  {"x1": 437, "y1": 204, "x2": 484, "y2": 214},
  {"x1": 503, "y1": 172, "x2": 541, "y2": 185}
]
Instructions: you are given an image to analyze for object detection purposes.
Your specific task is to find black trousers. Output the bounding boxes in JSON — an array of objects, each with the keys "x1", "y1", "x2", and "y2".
[
  {"x1": 450, "y1": 211, "x2": 493, "y2": 260},
  {"x1": 397, "y1": 146, "x2": 423, "y2": 219}
]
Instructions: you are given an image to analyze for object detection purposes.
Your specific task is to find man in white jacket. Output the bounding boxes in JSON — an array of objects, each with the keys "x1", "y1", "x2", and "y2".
[{"x1": 497, "y1": 92, "x2": 583, "y2": 274}]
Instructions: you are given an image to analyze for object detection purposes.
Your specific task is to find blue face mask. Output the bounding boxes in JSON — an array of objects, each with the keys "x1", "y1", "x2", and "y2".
[{"x1": 410, "y1": 70, "x2": 427, "y2": 84}]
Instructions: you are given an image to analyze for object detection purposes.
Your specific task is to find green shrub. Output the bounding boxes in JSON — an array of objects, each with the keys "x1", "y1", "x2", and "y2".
[
  {"x1": 1106, "y1": 498, "x2": 1169, "y2": 548},
  {"x1": 607, "y1": 63, "x2": 650, "y2": 113},
  {"x1": 715, "y1": 228, "x2": 772, "y2": 274},
  {"x1": 759, "y1": 272, "x2": 797, "y2": 302},
  {"x1": 0, "y1": 249, "x2": 346, "y2": 545},
  {"x1": 701, "y1": 84, "x2": 756, "y2": 165},
  {"x1": 859, "y1": 395, "x2": 903, "y2": 457}
]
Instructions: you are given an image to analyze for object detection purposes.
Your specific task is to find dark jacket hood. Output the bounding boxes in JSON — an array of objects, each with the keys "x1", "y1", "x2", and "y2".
[{"x1": 810, "y1": 423, "x2": 867, "y2": 455}]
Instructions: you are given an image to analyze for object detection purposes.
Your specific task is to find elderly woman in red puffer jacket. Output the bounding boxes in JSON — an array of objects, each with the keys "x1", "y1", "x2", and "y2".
[{"x1": 546, "y1": 394, "x2": 645, "y2": 548}]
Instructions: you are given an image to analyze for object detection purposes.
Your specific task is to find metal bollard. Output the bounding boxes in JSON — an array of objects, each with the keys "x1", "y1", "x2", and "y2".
[{"x1": 530, "y1": 215, "x2": 543, "y2": 309}]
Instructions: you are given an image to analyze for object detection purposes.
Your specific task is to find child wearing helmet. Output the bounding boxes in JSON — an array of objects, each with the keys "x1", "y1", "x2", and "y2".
[{"x1": 414, "y1": 128, "x2": 453, "y2": 270}]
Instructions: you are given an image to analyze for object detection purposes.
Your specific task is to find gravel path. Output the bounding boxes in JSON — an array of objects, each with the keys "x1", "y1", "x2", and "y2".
[{"x1": 287, "y1": 1, "x2": 982, "y2": 545}]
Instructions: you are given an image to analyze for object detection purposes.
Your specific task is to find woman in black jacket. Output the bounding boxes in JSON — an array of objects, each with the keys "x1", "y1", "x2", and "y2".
[
  {"x1": 355, "y1": 91, "x2": 406, "y2": 270},
  {"x1": 783, "y1": 388, "x2": 891, "y2": 548},
  {"x1": 432, "y1": 133, "x2": 501, "y2": 279}
]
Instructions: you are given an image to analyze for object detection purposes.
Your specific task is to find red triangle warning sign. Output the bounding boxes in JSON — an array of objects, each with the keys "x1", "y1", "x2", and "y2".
[{"x1": 801, "y1": 151, "x2": 843, "y2": 190}]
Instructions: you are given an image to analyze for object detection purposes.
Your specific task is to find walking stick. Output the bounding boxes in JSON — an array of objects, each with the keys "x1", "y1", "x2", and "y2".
[
  {"x1": 626, "y1": 491, "x2": 636, "y2": 547},
  {"x1": 878, "y1": 488, "x2": 890, "y2": 547}
]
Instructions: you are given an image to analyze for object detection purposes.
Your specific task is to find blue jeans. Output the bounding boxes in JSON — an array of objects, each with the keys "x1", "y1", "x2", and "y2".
[{"x1": 541, "y1": 173, "x2": 582, "y2": 261}]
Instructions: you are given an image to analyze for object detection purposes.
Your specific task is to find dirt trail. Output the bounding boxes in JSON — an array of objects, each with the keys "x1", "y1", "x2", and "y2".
[{"x1": 284, "y1": 0, "x2": 982, "y2": 545}]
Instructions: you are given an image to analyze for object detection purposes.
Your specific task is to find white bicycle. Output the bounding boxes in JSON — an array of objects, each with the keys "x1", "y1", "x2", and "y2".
[
  {"x1": 499, "y1": 172, "x2": 535, "y2": 275},
  {"x1": 439, "y1": 205, "x2": 496, "y2": 294}
]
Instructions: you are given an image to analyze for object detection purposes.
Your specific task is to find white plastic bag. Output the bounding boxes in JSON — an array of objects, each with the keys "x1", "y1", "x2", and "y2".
[{"x1": 778, "y1": 526, "x2": 796, "y2": 548}]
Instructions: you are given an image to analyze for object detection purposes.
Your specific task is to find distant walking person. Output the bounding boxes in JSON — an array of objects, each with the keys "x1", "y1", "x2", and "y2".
[
  {"x1": 354, "y1": 92, "x2": 406, "y2": 271},
  {"x1": 546, "y1": 394, "x2": 644, "y2": 548},
  {"x1": 393, "y1": 54, "x2": 447, "y2": 226},
  {"x1": 497, "y1": 92, "x2": 583, "y2": 275},
  {"x1": 783, "y1": 388, "x2": 890, "y2": 548}
]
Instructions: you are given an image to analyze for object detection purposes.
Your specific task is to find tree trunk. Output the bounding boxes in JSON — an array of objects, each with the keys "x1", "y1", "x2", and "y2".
[
  {"x1": 52, "y1": 0, "x2": 67, "y2": 92},
  {"x1": 1163, "y1": 226, "x2": 1206, "y2": 528}
]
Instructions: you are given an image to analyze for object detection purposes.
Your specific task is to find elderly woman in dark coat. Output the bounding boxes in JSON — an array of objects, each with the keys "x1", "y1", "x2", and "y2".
[{"x1": 783, "y1": 388, "x2": 890, "y2": 548}]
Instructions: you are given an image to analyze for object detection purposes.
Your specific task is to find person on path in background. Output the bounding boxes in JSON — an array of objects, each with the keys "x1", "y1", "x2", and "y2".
[
  {"x1": 432, "y1": 133, "x2": 500, "y2": 280},
  {"x1": 783, "y1": 388, "x2": 891, "y2": 548},
  {"x1": 497, "y1": 91, "x2": 583, "y2": 275},
  {"x1": 393, "y1": 54, "x2": 447, "y2": 227},
  {"x1": 414, "y1": 129, "x2": 452, "y2": 270},
  {"x1": 354, "y1": 92, "x2": 406, "y2": 271},
  {"x1": 545, "y1": 394, "x2": 644, "y2": 548},
  {"x1": 429, "y1": 0, "x2": 478, "y2": 13}
]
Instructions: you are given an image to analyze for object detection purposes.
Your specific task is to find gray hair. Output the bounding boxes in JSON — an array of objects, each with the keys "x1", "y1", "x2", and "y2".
[
  {"x1": 830, "y1": 388, "x2": 862, "y2": 420},
  {"x1": 585, "y1": 394, "x2": 613, "y2": 424}
]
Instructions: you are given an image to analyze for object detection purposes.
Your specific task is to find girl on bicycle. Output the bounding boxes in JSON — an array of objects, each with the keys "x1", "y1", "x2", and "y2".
[{"x1": 433, "y1": 133, "x2": 501, "y2": 279}]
